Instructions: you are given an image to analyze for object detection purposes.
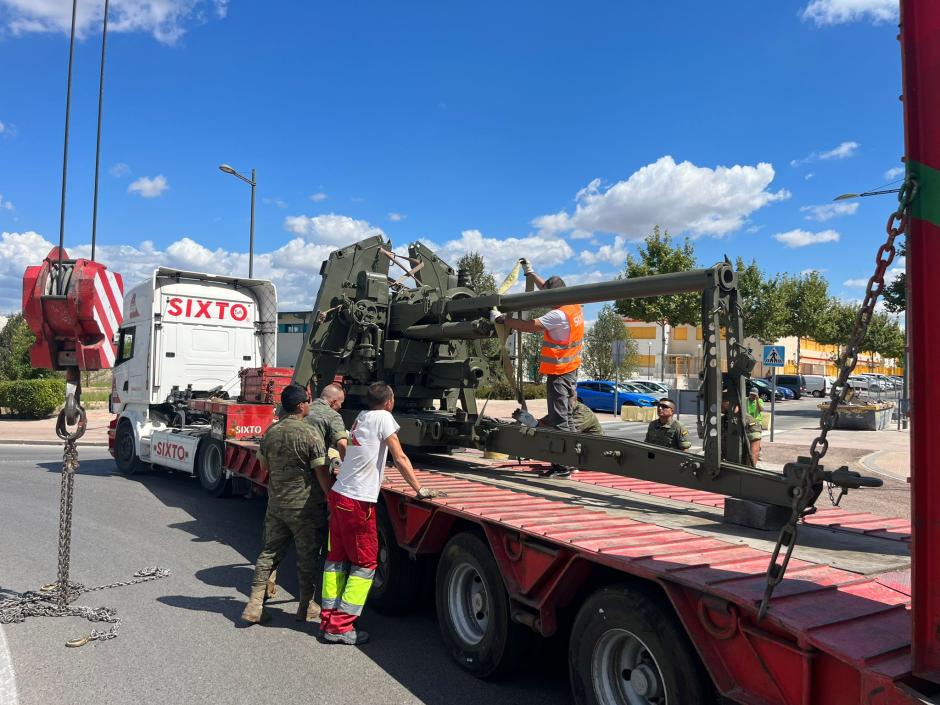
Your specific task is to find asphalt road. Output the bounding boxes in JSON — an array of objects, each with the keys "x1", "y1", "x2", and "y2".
[{"x1": 0, "y1": 446, "x2": 570, "y2": 705}]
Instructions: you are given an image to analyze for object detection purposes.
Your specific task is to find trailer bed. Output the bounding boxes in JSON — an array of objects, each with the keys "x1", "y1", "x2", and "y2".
[{"x1": 379, "y1": 449, "x2": 915, "y2": 705}]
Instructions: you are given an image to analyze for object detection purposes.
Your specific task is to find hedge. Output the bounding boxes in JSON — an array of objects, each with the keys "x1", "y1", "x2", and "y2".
[
  {"x1": 0, "y1": 378, "x2": 66, "y2": 418},
  {"x1": 477, "y1": 382, "x2": 546, "y2": 400}
]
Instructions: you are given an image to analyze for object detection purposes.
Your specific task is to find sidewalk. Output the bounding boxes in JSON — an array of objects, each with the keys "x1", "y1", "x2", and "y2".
[{"x1": 0, "y1": 409, "x2": 112, "y2": 446}]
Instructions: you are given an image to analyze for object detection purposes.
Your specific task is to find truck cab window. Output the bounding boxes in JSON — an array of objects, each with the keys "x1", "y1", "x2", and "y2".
[{"x1": 116, "y1": 327, "x2": 135, "y2": 365}]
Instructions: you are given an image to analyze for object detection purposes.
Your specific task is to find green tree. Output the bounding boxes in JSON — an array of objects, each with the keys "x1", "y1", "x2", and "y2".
[
  {"x1": 882, "y1": 241, "x2": 906, "y2": 314},
  {"x1": 581, "y1": 304, "x2": 639, "y2": 380},
  {"x1": 615, "y1": 226, "x2": 698, "y2": 379},
  {"x1": 734, "y1": 258, "x2": 786, "y2": 343},
  {"x1": 778, "y1": 272, "x2": 831, "y2": 372},
  {"x1": 0, "y1": 314, "x2": 44, "y2": 381},
  {"x1": 863, "y1": 312, "x2": 905, "y2": 371},
  {"x1": 814, "y1": 299, "x2": 858, "y2": 349}
]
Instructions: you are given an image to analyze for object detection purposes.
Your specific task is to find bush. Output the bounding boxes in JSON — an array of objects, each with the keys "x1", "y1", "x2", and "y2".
[
  {"x1": 0, "y1": 378, "x2": 66, "y2": 418},
  {"x1": 477, "y1": 382, "x2": 546, "y2": 400}
]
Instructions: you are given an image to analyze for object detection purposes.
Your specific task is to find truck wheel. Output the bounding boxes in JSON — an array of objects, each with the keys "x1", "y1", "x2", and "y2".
[
  {"x1": 435, "y1": 532, "x2": 532, "y2": 678},
  {"x1": 569, "y1": 584, "x2": 711, "y2": 705},
  {"x1": 197, "y1": 438, "x2": 231, "y2": 497},
  {"x1": 369, "y1": 504, "x2": 423, "y2": 615},
  {"x1": 114, "y1": 421, "x2": 143, "y2": 475}
]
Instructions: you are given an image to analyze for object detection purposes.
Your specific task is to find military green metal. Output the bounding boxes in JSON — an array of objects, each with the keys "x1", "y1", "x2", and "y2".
[{"x1": 290, "y1": 237, "x2": 879, "y2": 508}]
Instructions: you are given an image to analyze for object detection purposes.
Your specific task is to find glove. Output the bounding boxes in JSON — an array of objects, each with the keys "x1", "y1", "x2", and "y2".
[
  {"x1": 490, "y1": 309, "x2": 506, "y2": 325},
  {"x1": 520, "y1": 258, "x2": 534, "y2": 276},
  {"x1": 417, "y1": 487, "x2": 447, "y2": 499}
]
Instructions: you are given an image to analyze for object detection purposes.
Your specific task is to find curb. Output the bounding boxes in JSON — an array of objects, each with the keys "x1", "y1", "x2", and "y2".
[
  {"x1": 858, "y1": 449, "x2": 908, "y2": 482},
  {"x1": 0, "y1": 439, "x2": 109, "y2": 447}
]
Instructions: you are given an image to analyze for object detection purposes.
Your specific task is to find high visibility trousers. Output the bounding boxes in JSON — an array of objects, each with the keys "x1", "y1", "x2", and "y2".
[{"x1": 321, "y1": 490, "x2": 378, "y2": 635}]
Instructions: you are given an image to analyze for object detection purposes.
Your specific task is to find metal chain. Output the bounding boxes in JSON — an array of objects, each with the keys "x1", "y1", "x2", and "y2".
[
  {"x1": 757, "y1": 177, "x2": 916, "y2": 621},
  {"x1": 0, "y1": 386, "x2": 170, "y2": 646}
]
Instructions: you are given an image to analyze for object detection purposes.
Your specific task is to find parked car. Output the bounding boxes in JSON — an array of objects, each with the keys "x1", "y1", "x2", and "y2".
[
  {"x1": 749, "y1": 377, "x2": 786, "y2": 401},
  {"x1": 773, "y1": 373, "x2": 806, "y2": 399},
  {"x1": 803, "y1": 374, "x2": 828, "y2": 398},
  {"x1": 857, "y1": 374, "x2": 892, "y2": 391},
  {"x1": 777, "y1": 384, "x2": 796, "y2": 400},
  {"x1": 629, "y1": 380, "x2": 671, "y2": 396},
  {"x1": 575, "y1": 380, "x2": 658, "y2": 413},
  {"x1": 847, "y1": 375, "x2": 873, "y2": 391}
]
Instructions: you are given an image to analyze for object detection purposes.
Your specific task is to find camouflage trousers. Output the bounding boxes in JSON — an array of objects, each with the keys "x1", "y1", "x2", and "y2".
[{"x1": 250, "y1": 504, "x2": 327, "y2": 599}]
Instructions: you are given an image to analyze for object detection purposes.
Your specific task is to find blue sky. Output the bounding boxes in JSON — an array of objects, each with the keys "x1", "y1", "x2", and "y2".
[{"x1": 0, "y1": 0, "x2": 905, "y2": 316}]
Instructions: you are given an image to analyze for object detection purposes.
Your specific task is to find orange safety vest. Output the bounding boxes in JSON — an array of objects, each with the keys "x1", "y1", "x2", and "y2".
[{"x1": 539, "y1": 304, "x2": 584, "y2": 376}]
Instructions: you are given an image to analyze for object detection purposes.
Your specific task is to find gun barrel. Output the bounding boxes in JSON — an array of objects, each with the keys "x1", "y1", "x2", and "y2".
[
  {"x1": 403, "y1": 320, "x2": 492, "y2": 340},
  {"x1": 446, "y1": 265, "x2": 732, "y2": 314}
]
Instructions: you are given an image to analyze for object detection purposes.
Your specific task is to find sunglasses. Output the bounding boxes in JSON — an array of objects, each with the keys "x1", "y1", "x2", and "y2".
[{"x1": 657, "y1": 403, "x2": 674, "y2": 410}]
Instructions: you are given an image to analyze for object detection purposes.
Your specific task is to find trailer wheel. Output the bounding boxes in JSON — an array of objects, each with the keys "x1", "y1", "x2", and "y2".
[
  {"x1": 114, "y1": 421, "x2": 143, "y2": 475},
  {"x1": 569, "y1": 584, "x2": 710, "y2": 705},
  {"x1": 435, "y1": 532, "x2": 532, "y2": 678},
  {"x1": 197, "y1": 438, "x2": 231, "y2": 497},
  {"x1": 368, "y1": 504, "x2": 423, "y2": 615}
]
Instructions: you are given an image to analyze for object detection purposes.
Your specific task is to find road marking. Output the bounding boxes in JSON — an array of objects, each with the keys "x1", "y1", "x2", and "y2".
[{"x1": 0, "y1": 624, "x2": 19, "y2": 705}]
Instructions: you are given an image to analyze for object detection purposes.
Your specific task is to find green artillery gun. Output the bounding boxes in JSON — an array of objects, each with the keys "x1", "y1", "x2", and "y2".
[{"x1": 291, "y1": 235, "x2": 880, "y2": 509}]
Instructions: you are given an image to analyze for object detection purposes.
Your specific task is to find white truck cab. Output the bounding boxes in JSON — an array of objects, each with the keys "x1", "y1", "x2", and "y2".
[{"x1": 110, "y1": 268, "x2": 277, "y2": 481}]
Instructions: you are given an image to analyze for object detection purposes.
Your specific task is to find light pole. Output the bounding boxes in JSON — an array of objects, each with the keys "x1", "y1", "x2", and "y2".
[
  {"x1": 647, "y1": 342, "x2": 652, "y2": 380},
  {"x1": 219, "y1": 164, "x2": 256, "y2": 277}
]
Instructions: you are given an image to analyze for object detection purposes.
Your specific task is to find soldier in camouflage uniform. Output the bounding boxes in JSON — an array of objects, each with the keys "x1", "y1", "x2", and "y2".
[
  {"x1": 241, "y1": 383, "x2": 331, "y2": 625},
  {"x1": 721, "y1": 395, "x2": 761, "y2": 467},
  {"x1": 305, "y1": 383, "x2": 349, "y2": 464},
  {"x1": 644, "y1": 398, "x2": 692, "y2": 450}
]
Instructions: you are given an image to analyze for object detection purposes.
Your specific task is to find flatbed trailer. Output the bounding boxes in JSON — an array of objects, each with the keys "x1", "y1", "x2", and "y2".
[{"x1": 208, "y1": 425, "x2": 919, "y2": 705}]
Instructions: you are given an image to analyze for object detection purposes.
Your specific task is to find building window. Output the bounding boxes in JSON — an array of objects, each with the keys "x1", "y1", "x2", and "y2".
[{"x1": 278, "y1": 323, "x2": 305, "y2": 333}]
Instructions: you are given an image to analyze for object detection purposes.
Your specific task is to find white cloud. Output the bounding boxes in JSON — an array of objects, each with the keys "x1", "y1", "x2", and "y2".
[
  {"x1": 801, "y1": 0, "x2": 898, "y2": 26},
  {"x1": 128, "y1": 174, "x2": 169, "y2": 198},
  {"x1": 801, "y1": 267, "x2": 828, "y2": 275},
  {"x1": 532, "y1": 156, "x2": 788, "y2": 240},
  {"x1": 263, "y1": 197, "x2": 287, "y2": 208},
  {"x1": 109, "y1": 162, "x2": 130, "y2": 177},
  {"x1": 0, "y1": 194, "x2": 13, "y2": 211},
  {"x1": 425, "y1": 229, "x2": 573, "y2": 283},
  {"x1": 387, "y1": 212, "x2": 406, "y2": 222},
  {"x1": 804, "y1": 172, "x2": 815, "y2": 180},
  {"x1": 0, "y1": 0, "x2": 228, "y2": 44},
  {"x1": 790, "y1": 141, "x2": 860, "y2": 167},
  {"x1": 800, "y1": 202, "x2": 859, "y2": 222},
  {"x1": 843, "y1": 278, "x2": 869, "y2": 287},
  {"x1": 309, "y1": 192, "x2": 328, "y2": 202},
  {"x1": 884, "y1": 166, "x2": 904, "y2": 180},
  {"x1": 283, "y1": 213, "x2": 385, "y2": 246},
  {"x1": 579, "y1": 236, "x2": 629, "y2": 266},
  {"x1": 773, "y1": 228, "x2": 840, "y2": 248}
]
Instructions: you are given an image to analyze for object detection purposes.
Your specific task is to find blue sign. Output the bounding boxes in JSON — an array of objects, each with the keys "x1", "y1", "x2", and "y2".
[{"x1": 763, "y1": 345, "x2": 785, "y2": 368}]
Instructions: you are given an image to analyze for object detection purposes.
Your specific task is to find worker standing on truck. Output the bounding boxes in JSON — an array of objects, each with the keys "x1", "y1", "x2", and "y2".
[
  {"x1": 494, "y1": 261, "x2": 584, "y2": 478},
  {"x1": 320, "y1": 382, "x2": 441, "y2": 644},
  {"x1": 644, "y1": 398, "x2": 692, "y2": 450},
  {"x1": 241, "y1": 383, "x2": 331, "y2": 625},
  {"x1": 305, "y1": 383, "x2": 349, "y2": 463}
]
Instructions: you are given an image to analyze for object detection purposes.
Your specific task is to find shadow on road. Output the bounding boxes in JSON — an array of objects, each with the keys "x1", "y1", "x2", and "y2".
[{"x1": 36, "y1": 455, "x2": 570, "y2": 705}]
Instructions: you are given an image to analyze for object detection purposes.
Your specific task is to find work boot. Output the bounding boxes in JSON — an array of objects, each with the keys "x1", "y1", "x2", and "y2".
[
  {"x1": 538, "y1": 464, "x2": 572, "y2": 478},
  {"x1": 265, "y1": 569, "x2": 278, "y2": 598},
  {"x1": 322, "y1": 629, "x2": 370, "y2": 645},
  {"x1": 296, "y1": 596, "x2": 321, "y2": 622},
  {"x1": 241, "y1": 587, "x2": 270, "y2": 625}
]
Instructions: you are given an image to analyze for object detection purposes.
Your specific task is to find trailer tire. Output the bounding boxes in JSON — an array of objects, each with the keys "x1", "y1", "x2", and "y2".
[
  {"x1": 569, "y1": 584, "x2": 710, "y2": 705},
  {"x1": 114, "y1": 420, "x2": 144, "y2": 475},
  {"x1": 435, "y1": 532, "x2": 532, "y2": 678},
  {"x1": 368, "y1": 504, "x2": 423, "y2": 615},
  {"x1": 197, "y1": 438, "x2": 231, "y2": 497}
]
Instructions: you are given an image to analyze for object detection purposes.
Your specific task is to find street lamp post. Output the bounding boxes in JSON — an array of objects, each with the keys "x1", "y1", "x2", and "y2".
[{"x1": 219, "y1": 164, "x2": 256, "y2": 278}]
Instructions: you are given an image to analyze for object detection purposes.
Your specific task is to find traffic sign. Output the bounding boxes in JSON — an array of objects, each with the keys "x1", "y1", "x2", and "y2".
[
  {"x1": 763, "y1": 345, "x2": 785, "y2": 368},
  {"x1": 612, "y1": 340, "x2": 627, "y2": 367}
]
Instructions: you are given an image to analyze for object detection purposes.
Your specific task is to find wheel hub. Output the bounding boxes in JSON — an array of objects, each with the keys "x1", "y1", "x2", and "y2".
[
  {"x1": 447, "y1": 563, "x2": 489, "y2": 646},
  {"x1": 592, "y1": 628, "x2": 667, "y2": 704},
  {"x1": 629, "y1": 664, "x2": 662, "y2": 699}
]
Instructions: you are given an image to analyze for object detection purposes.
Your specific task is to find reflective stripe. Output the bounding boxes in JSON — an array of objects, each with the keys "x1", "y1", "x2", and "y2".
[
  {"x1": 324, "y1": 560, "x2": 347, "y2": 573},
  {"x1": 337, "y1": 599, "x2": 365, "y2": 616},
  {"x1": 322, "y1": 562, "x2": 348, "y2": 604},
  {"x1": 540, "y1": 352, "x2": 581, "y2": 365},
  {"x1": 349, "y1": 565, "x2": 376, "y2": 581},
  {"x1": 542, "y1": 339, "x2": 581, "y2": 350}
]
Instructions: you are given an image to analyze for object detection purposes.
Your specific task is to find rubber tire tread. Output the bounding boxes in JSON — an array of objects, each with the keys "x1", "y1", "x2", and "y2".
[
  {"x1": 114, "y1": 421, "x2": 143, "y2": 475},
  {"x1": 197, "y1": 437, "x2": 231, "y2": 497},
  {"x1": 435, "y1": 532, "x2": 533, "y2": 679},
  {"x1": 368, "y1": 503, "x2": 423, "y2": 615},
  {"x1": 569, "y1": 584, "x2": 711, "y2": 705}
]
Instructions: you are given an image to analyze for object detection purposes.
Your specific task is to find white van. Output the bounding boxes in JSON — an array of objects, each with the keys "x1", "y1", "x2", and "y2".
[{"x1": 803, "y1": 374, "x2": 827, "y2": 398}]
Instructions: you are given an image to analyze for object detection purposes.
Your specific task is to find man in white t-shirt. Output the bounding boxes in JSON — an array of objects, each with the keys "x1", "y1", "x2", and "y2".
[{"x1": 319, "y1": 382, "x2": 443, "y2": 644}]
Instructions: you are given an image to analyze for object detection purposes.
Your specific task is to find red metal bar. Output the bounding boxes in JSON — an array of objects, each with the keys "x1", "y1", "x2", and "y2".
[{"x1": 901, "y1": 0, "x2": 940, "y2": 682}]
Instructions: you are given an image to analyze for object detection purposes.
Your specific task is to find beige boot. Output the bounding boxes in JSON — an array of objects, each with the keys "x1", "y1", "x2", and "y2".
[
  {"x1": 265, "y1": 569, "x2": 278, "y2": 598},
  {"x1": 241, "y1": 587, "x2": 270, "y2": 624},
  {"x1": 295, "y1": 595, "x2": 321, "y2": 622}
]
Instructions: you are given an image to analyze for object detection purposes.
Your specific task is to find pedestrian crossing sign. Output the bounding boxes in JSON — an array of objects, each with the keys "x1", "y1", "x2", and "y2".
[{"x1": 763, "y1": 345, "x2": 785, "y2": 367}]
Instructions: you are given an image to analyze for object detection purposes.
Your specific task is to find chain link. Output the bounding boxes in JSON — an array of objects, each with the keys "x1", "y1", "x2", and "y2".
[
  {"x1": 757, "y1": 177, "x2": 916, "y2": 621},
  {"x1": 0, "y1": 383, "x2": 170, "y2": 646}
]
